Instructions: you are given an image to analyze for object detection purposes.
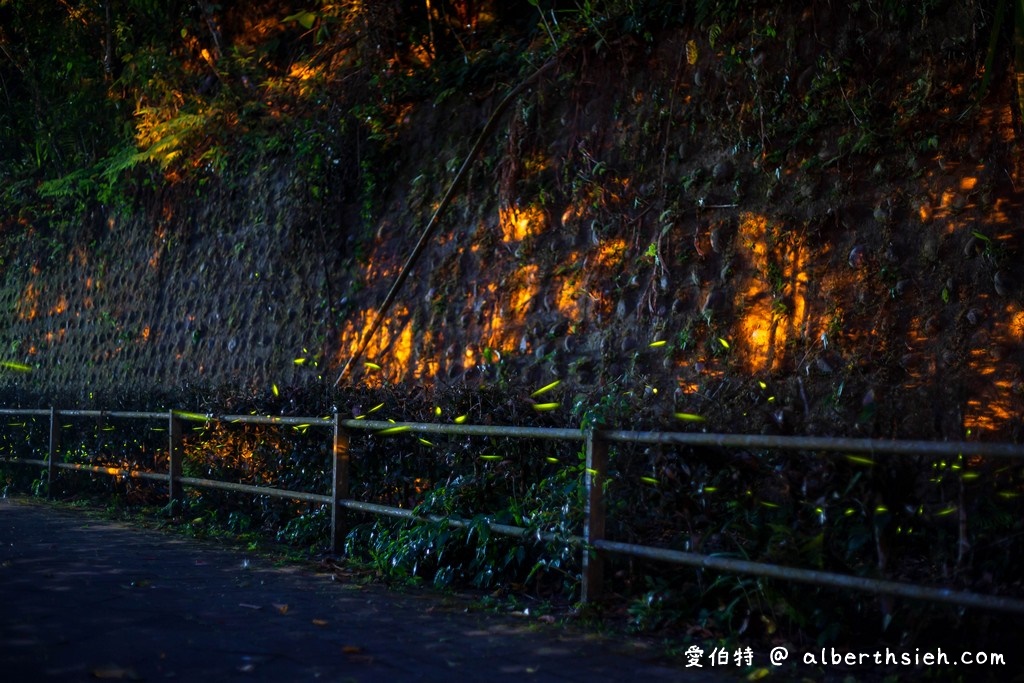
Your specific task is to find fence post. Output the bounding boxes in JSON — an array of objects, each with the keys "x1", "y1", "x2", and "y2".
[
  {"x1": 47, "y1": 406, "x2": 59, "y2": 497},
  {"x1": 168, "y1": 411, "x2": 184, "y2": 513},
  {"x1": 330, "y1": 413, "x2": 351, "y2": 555},
  {"x1": 582, "y1": 428, "x2": 608, "y2": 603}
]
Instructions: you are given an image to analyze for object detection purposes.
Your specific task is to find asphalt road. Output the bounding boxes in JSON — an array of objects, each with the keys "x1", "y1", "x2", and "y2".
[{"x1": 0, "y1": 497, "x2": 732, "y2": 682}]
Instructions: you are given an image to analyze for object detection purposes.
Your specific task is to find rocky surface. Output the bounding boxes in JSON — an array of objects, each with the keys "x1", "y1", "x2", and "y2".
[{"x1": 1, "y1": 5, "x2": 1022, "y2": 440}]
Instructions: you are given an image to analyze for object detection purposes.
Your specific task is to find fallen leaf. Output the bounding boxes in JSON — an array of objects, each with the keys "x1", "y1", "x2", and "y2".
[{"x1": 272, "y1": 603, "x2": 289, "y2": 615}]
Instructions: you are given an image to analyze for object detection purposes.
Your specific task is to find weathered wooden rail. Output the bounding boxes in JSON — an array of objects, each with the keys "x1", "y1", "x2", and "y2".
[{"x1": 2, "y1": 406, "x2": 1023, "y2": 614}]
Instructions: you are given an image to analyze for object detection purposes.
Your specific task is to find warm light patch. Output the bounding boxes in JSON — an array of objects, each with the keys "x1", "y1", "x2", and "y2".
[
  {"x1": 676, "y1": 378, "x2": 701, "y2": 395},
  {"x1": 739, "y1": 213, "x2": 769, "y2": 258},
  {"x1": 1011, "y1": 309, "x2": 1024, "y2": 339},
  {"x1": 596, "y1": 239, "x2": 627, "y2": 267},
  {"x1": 561, "y1": 202, "x2": 586, "y2": 226},
  {"x1": 18, "y1": 283, "x2": 39, "y2": 321},
  {"x1": 336, "y1": 305, "x2": 413, "y2": 385},
  {"x1": 289, "y1": 62, "x2": 323, "y2": 82},
  {"x1": 734, "y1": 213, "x2": 808, "y2": 373},
  {"x1": 556, "y1": 279, "x2": 581, "y2": 321},
  {"x1": 484, "y1": 265, "x2": 538, "y2": 352},
  {"x1": 407, "y1": 43, "x2": 433, "y2": 68},
  {"x1": 962, "y1": 304, "x2": 1023, "y2": 434},
  {"x1": 963, "y1": 394, "x2": 1013, "y2": 434},
  {"x1": 50, "y1": 296, "x2": 68, "y2": 316},
  {"x1": 500, "y1": 204, "x2": 545, "y2": 242},
  {"x1": 510, "y1": 265, "x2": 538, "y2": 313}
]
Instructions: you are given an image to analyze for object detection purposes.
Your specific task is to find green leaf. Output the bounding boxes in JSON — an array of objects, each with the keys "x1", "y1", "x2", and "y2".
[{"x1": 284, "y1": 11, "x2": 317, "y2": 30}]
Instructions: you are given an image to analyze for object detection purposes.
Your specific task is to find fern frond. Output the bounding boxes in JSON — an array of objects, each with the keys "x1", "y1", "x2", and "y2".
[{"x1": 709, "y1": 24, "x2": 721, "y2": 50}]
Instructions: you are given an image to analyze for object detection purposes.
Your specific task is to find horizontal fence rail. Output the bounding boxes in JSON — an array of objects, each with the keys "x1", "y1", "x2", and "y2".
[{"x1": 2, "y1": 406, "x2": 1024, "y2": 614}]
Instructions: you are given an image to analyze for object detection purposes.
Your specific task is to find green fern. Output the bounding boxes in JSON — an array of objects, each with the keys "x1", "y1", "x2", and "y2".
[
  {"x1": 37, "y1": 167, "x2": 96, "y2": 201},
  {"x1": 708, "y1": 23, "x2": 722, "y2": 50},
  {"x1": 133, "y1": 109, "x2": 209, "y2": 169}
]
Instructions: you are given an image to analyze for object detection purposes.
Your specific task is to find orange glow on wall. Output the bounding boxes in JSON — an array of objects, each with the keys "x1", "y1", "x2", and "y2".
[
  {"x1": 18, "y1": 283, "x2": 39, "y2": 321},
  {"x1": 336, "y1": 305, "x2": 413, "y2": 385},
  {"x1": 288, "y1": 62, "x2": 322, "y2": 81},
  {"x1": 596, "y1": 239, "x2": 627, "y2": 267},
  {"x1": 50, "y1": 296, "x2": 68, "y2": 316},
  {"x1": 556, "y1": 278, "x2": 582, "y2": 321},
  {"x1": 481, "y1": 266, "x2": 538, "y2": 353},
  {"x1": 1011, "y1": 309, "x2": 1024, "y2": 339},
  {"x1": 500, "y1": 204, "x2": 545, "y2": 242},
  {"x1": 734, "y1": 213, "x2": 809, "y2": 373},
  {"x1": 509, "y1": 265, "x2": 538, "y2": 314},
  {"x1": 963, "y1": 302, "x2": 1024, "y2": 435}
]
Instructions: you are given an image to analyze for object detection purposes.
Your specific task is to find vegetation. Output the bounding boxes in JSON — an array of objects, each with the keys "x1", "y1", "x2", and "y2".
[
  {"x1": 3, "y1": 0, "x2": 1024, "y2": 677},
  {"x1": 2, "y1": 380, "x2": 1023, "y2": 677},
  {"x1": 5, "y1": 0, "x2": 1014, "y2": 220}
]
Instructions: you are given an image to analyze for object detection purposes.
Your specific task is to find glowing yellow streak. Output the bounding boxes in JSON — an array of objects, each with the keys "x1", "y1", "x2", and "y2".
[
  {"x1": 648, "y1": 340, "x2": 667, "y2": 348},
  {"x1": 364, "y1": 361, "x2": 382, "y2": 371},
  {"x1": 479, "y1": 455, "x2": 502, "y2": 461},
  {"x1": 640, "y1": 476, "x2": 659, "y2": 485},
  {"x1": 674, "y1": 413, "x2": 706, "y2": 422},
  {"x1": 172, "y1": 410, "x2": 210, "y2": 422},
  {"x1": 0, "y1": 360, "x2": 31, "y2": 372},
  {"x1": 367, "y1": 403, "x2": 384, "y2": 414},
  {"x1": 533, "y1": 402, "x2": 560, "y2": 412},
  {"x1": 454, "y1": 414, "x2": 468, "y2": 424},
  {"x1": 418, "y1": 438, "x2": 435, "y2": 447},
  {"x1": 530, "y1": 380, "x2": 561, "y2": 397},
  {"x1": 376, "y1": 425, "x2": 411, "y2": 436},
  {"x1": 272, "y1": 384, "x2": 279, "y2": 397},
  {"x1": 844, "y1": 455, "x2": 875, "y2": 466}
]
